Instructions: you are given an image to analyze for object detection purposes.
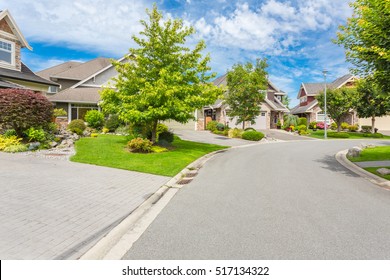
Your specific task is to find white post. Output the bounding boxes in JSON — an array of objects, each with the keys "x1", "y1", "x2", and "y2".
[{"x1": 323, "y1": 69, "x2": 328, "y2": 139}]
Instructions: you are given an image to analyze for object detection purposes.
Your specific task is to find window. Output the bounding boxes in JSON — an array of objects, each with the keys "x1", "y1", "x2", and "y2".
[
  {"x1": 48, "y1": 86, "x2": 59, "y2": 93},
  {"x1": 0, "y1": 39, "x2": 14, "y2": 65},
  {"x1": 300, "y1": 96, "x2": 307, "y2": 103}
]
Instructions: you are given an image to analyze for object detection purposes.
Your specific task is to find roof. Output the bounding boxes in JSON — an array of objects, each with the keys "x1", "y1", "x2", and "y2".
[
  {"x1": 50, "y1": 58, "x2": 111, "y2": 81},
  {"x1": 37, "y1": 61, "x2": 82, "y2": 80},
  {"x1": 213, "y1": 74, "x2": 228, "y2": 87},
  {"x1": 0, "y1": 78, "x2": 25, "y2": 88},
  {"x1": 331, "y1": 74, "x2": 354, "y2": 89},
  {"x1": 290, "y1": 100, "x2": 318, "y2": 114},
  {"x1": 0, "y1": 9, "x2": 32, "y2": 50},
  {"x1": 0, "y1": 62, "x2": 59, "y2": 86},
  {"x1": 298, "y1": 74, "x2": 356, "y2": 98},
  {"x1": 48, "y1": 87, "x2": 100, "y2": 104}
]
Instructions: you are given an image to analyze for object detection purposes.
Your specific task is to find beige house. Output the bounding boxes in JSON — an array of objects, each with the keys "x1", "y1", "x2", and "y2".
[{"x1": 0, "y1": 9, "x2": 58, "y2": 92}]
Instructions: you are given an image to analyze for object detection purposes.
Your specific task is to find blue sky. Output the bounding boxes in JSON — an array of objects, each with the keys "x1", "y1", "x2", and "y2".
[{"x1": 2, "y1": 0, "x2": 353, "y2": 107}]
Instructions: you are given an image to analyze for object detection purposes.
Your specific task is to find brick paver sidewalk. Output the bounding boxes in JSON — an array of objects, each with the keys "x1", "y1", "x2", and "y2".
[{"x1": 0, "y1": 152, "x2": 169, "y2": 259}]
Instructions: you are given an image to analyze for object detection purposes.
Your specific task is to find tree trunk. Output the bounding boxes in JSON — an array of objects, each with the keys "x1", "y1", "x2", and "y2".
[
  {"x1": 151, "y1": 120, "x2": 158, "y2": 143},
  {"x1": 242, "y1": 121, "x2": 245, "y2": 130},
  {"x1": 371, "y1": 115, "x2": 376, "y2": 134},
  {"x1": 337, "y1": 123, "x2": 341, "y2": 132}
]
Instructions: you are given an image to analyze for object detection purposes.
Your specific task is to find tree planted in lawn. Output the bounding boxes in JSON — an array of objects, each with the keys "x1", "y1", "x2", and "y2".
[
  {"x1": 225, "y1": 59, "x2": 268, "y2": 129},
  {"x1": 0, "y1": 89, "x2": 53, "y2": 136},
  {"x1": 355, "y1": 77, "x2": 390, "y2": 133},
  {"x1": 316, "y1": 87, "x2": 357, "y2": 132},
  {"x1": 100, "y1": 5, "x2": 221, "y2": 142}
]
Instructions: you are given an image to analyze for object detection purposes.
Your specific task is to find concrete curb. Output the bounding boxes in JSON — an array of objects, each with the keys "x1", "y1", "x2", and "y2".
[
  {"x1": 335, "y1": 149, "x2": 390, "y2": 190},
  {"x1": 79, "y1": 148, "x2": 229, "y2": 260}
]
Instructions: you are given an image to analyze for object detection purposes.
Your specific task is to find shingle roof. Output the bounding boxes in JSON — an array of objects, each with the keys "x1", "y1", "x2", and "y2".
[
  {"x1": 37, "y1": 61, "x2": 82, "y2": 80},
  {"x1": 300, "y1": 74, "x2": 355, "y2": 97},
  {"x1": 290, "y1": 100, "x2": 318, "y2": 114},
  {"x1": 331, "y1": 74, "x2": 354, "y2": 89},
  {"x1": 0, "y1": 63, "x2": 59, "y2": 86},
  {"x1": 48, "y1": 87, "x2": 100, "y2": 103},
  {"x1": 0, "y1": 79, "x2": 25, "y2": 88},
  {"x1": 50, "y1": 58, "x2": 111, "y2": 81}
]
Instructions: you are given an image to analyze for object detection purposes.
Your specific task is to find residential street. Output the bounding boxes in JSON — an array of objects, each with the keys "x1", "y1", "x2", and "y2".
[{"x1": 124, "y1": 139, "x2": 390, "y2": 259}]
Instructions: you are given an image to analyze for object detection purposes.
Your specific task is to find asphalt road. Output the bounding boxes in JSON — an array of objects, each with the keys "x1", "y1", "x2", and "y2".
[{"x1": 124, "y1": 139, "x2": 390, "y2": 259}]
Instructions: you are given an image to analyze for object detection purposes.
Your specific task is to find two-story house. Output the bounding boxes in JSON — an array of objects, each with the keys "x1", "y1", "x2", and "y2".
[{"x1": 0, "y1": 9, "x2": 58, "y2": 92}]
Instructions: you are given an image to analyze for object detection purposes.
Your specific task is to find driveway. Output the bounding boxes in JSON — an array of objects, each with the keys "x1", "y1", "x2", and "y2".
[
  {"x1": 124, "y1": 139, "x2": 390, "y2": 259},
  {"x1": 0, "y1": 152, "x2": 169, "y2": 259}
]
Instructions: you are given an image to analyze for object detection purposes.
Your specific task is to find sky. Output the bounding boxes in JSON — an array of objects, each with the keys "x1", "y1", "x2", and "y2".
[{"x1": 1, "y1": 0, "x2": 353, "y2": 107}]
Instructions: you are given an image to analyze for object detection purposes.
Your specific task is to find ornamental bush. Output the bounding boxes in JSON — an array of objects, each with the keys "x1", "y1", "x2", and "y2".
[
  {"x1": 104, "y1": 114, "x2": 122, "y2": 132},
  {"x1": 362, "y1": 133, "x2": 384, "y2": 138},
  {"x1": 0, "y1": 135, "x2": 22, "y2": 151},
  {"x1": 127, "y1": 137, "x2": 153, "y2": 153},
  {"x1": 348, "y1": 124, "x2": 359, "y2": 132},
  {"x1": 327, "y1": 132, "x2": 350, "y2": 138},
  {"x1": 158, "y1": 131, "x2": 174, "y2": 143},
  {"x1": 85, "y1": 110, "x2": 104, "y2": 129},
  {"x1": 0, "y1": 89, "x2": 53, "y2": 136},
  {"x1": 216, "y1": 122, "x2": 225, "y2": 131},
  {"x1": 67, "y1": 119, "x2": 86, "y2": 135},
  {"x1": 25, "y1": 127, "x2": 46, "y2": 142},
  {"x1": 330, "y1": 122, "x2": 338, "y2": 130},
  {"x1": 297, "y1": 124, "x2": 307, "y2": 131},
  {"x1": 309, "y1": 121, "x2": 317, "y2": 129},
  {"x1": 206, "y1": 121, "x2": 218, "y2": 131},
  {"x1": 341, "y1": 122, "x2": 349, "y2": 130},
  {"x1": 228, "y1": 128, "x2": 243, "y2": 138},
  {"x1": 298, "y1": 117, "x2": 308, "y2": 127},
  {"x1": 241, "y1": 130, "x2": 264, "y2": 141},
  {"x1": 361, "y1": 126, "x2": 372, "y2": 133}
]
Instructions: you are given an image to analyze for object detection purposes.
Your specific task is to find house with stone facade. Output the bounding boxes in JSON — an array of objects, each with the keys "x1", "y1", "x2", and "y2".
[
  {"x1": 0, "y1": 9, "x2": 58, "y2": 92},
  {"x1": 290, "y1": 74, "x2": 358, "y2": 124}
]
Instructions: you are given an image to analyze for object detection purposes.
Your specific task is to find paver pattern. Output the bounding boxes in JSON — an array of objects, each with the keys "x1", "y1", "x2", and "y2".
[{"x1": 0, "y1": 152, "x2": 169, "y2": 259}]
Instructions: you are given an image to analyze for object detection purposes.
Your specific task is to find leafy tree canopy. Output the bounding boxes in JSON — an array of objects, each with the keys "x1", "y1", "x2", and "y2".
[
  {"x1": 100, "y1": 4, "x2": 222, "y2": 142},
  {"x1": 225, "y1": 59, "x2": 268, "y2": 129}
]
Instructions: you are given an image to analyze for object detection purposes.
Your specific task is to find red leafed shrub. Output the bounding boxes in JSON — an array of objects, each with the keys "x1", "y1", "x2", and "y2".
[{"x1": 0, "y1": 89, "x2": 54, "y2": 136}]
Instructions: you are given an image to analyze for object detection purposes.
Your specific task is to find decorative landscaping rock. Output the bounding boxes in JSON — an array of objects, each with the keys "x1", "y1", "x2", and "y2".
[
  {"x1": 50, "y1": 141, "x2": 58, "y2": 148},
  {"x1": 377, "y1": 168, "x2": 390, "y2": 176},
  {"x1": 28, "y1": 142, "x2": 40, "y2": 151},
  {"x1": 347, "y1": 146, "x2": 362, "y2": 158}
]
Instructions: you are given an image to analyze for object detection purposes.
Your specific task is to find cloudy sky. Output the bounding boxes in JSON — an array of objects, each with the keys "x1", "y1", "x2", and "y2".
[{"x1": 2, "y1": 0, "x2": 353, "y2": 107}]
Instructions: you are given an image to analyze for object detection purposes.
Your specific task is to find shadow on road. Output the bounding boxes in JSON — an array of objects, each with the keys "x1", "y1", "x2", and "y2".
[{"x1": 315, "y1": 155, "x2": 360, "y2": 178}]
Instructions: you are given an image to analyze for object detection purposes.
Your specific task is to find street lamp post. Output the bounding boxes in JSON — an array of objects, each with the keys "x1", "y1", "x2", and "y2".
[{"x1": 323, "y1": 69, "x2": 328, "y2": 139}]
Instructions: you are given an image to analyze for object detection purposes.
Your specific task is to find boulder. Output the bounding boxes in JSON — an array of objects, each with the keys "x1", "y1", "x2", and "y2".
[
  {"x1": 377, "y1": 168, "x2": 390, "y2": 176},
  {"x1": 50, "y1": 141, "x2": 58, "y2": 148},
  {"x1": 347, "y1": 146, "x2": 362, "y2": 158},
  {"x1": 28, "y1": 142, "x2": 40, "y2": 151}
]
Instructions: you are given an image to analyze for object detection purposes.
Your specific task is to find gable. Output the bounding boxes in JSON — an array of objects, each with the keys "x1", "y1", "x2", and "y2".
[
  {"x1": 0, "y1": 18, "x2": 13, "y2": 34},
  {"x1": 0, "y1": 10, "x2": 31, "y2": 50},
  {"x1": 297, "y1": 85, "x2": 307, "y2": 99}
]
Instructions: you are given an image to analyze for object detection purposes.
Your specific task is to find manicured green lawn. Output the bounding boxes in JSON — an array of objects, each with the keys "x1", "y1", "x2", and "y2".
[
  {"x1": 307, "y1": 130, "x2": 390, "y2": 140},
  {"x1": 71, "y1": 134, "x2": 228, "y2": 176},
  {"x1": 349, "y1": 146, "x2": 390, "y2": 162},
  {"x1": 364, "y1": 167, "x2": 390, "y2": 181}
]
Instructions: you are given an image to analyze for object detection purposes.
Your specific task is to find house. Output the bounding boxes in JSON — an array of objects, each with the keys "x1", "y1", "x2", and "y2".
[
  {"x1": 290, "y1": 74, "x2": 358, "y2": 124},
  {"x1": 43, "y1": 57, "x2": 124, "y2": 122},
  {"x1": 0, "y1": 9, "x2": 58, "y2": 92},
  {"x1": 197, "y1": 74, "x2": 289, "y2": 130}
]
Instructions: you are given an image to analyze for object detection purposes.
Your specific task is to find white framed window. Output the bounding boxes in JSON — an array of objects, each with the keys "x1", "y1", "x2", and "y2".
[
  {"x1": 48, "y1": 86, "x2": 59, "y2": 93},
  {"x1": 300, "y1": 96, "x2": 307, "y2": 103},
  {"x1": 0, "y1": 39, "x2": 15, "y2": 66},
  {"x1": 316, "y1": 113, "x2": 331, "y2": 124}
]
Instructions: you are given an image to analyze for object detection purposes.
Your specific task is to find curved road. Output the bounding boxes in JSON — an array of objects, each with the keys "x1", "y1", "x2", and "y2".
[{"x1": 124, "y1": 139, "x2": 390, "y2": 259}]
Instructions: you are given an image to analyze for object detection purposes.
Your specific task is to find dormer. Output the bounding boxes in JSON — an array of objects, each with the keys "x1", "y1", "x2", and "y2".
[{"x1": 0, "y1": 9, "x2": 32, "y2": 71}]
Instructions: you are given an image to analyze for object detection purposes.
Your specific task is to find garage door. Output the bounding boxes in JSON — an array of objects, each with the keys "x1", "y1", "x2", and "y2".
[
  {"x1": 163, "y1": 120, "x2": 196, "y2": 130},
  {"x1": 359, "y1": 116, "x2": 390, "y2": 130},
  {"x1": 251, "y1": 111, "x2": 267, "y2": 130}
]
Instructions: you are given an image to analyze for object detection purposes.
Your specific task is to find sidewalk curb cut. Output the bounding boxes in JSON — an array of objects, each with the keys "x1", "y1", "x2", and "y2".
[{"x1": 335, "y1": 149, "x2": 390, "y2": 190}]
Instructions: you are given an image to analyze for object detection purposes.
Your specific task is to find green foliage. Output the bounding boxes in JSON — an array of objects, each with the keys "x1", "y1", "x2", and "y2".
[
  {"x1": 115, "y1": 125, "x2": 130, "y2": 135},
  {"x1": 91, "y1": 133, "x2": 99, "y2": 138},
  {"x1": 127, "y1": 137, "x2": 153, "y2": 153},
  {"x1": 298, "y1": 117, "x2": 307, "y2": 127},
  {"x1": 228, "y1": 128, "x2": 243, "y2": 138},
  {"x1": 85, "y1": 110, "x2": 104, "y2": 129},
  {"x1": 0, "y1": 89, "x2": 53, "y2": 136},
  {"x1": 0, "y1": 135, "x2": 22, "y2": 151},
  {"x1": 327, "y1": 132, "x2": 350, "y2": 138},
  {"x1": 335, "y1": 0, "x2": 390, "y2": 93},
  {"x1": 151, "y1": 146, "x2": 168, "y2": 153},
  {"x1": 348, "y1": 125, "x2": 359, "y2": 132},
  {"x1": 297, "y1": 124, "x2": 307, "y2": 131},
  {"x1": 100, "y1": 5, "x2": 221, "y2": 143},
  {"x1": 68, "y1": 119, "x2": 86, "y2": 135},
  {"x1": 283, "y1": 114, "x2": 299, "y2": 128},
  {"x1": 244, "y1": 127, "x2": 256, "y2": 131},
  {"x1": 3, "y1": 144, "x2": 28, "y2": 153},
  {"x1": 330, "y1": 122, "x2": 338, "y2": 130},
  {"x1": 104, "y1": 114, "x2": 122, "y2": 132},
  {"x1": 299, "y1": 130, "x2": 310, "y2": 135},
  {"x1": 309, "y1": 121, "x2": 317, "y2": 129},
  {"x1": 316, "y1": 87, "x2": 357, "y2": 132},
  {"x1": 216, "y1": 123, "x2": 225, "y2": 131},
  {"x1": 206, "y1": 121, "x2": 218, "y2": 131},
  {"x1": 362, "y1": 132, "x2": 384, "y2": 138},
  {"x1": 241, "y1": 130, "x2": 264, "y2": 141},
  {"x1": 341, "y1": 122, "x2": 349, "y2": 130},
  {"x1": 25, "y1": 127, "x2": 46, "y2": 142},
  {"x1": 225, "y1": 59, "x2": 268, "y2": 129},
  {"x1": 3, "y1": 129, "x2": 17, "y2": 138},
  {"x1": 53, "y1": 108, "x2": 67, "y2": 117},
  {"x1": 102, "y1": 127, "x2": 110, "y2": 134},
  {"x1": 158, "y1": 131, "x2": 174, "y2": 143},
  {"x1": 361, "y1": 125, "x2": 372, "y2": 133}
]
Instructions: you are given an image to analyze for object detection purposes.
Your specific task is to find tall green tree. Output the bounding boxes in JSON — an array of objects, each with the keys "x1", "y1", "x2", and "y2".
[
  {"x1": 316, "y1": 88, "x2": 357, "y2": 132},
  {"x1": 335, "y1": 0, "x2": 390, "y2": 93},
  {"x1": 100, "y1": 5, "x2": 221, "y2": 142},
  {"x1": 355, "y1": 77, "x2": 390, "y2": 133},
  {"x1": 225, "y1": 59, "x2": 268, "y2": 129}
]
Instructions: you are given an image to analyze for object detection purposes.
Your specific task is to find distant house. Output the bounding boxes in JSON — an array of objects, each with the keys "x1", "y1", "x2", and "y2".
[
  {"x1": 0, "y1": 9, "x2": 58, "y2": 92},
  {"x1": 290, "y1": 74, "x2": 358, "y2": 124}
]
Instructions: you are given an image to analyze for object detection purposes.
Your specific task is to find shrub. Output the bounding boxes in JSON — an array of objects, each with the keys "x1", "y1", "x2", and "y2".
[
  {"x1": 151, "y1": 146, "x2": 168, "y2": 153},
  {"x1": 361, "y1": 125, "x2": 372, "y2": 133},
  {"x1": 299, "y1": 130, "x2": 310, "y2": 135},
  {"x1": 25, "y1": 127, "x2": 46, "y2": 142},
  {"x1": 3, "y1": 144, "x2": 28, "y2": 153},
  {"x1": 53, "y1": 108, "x2": 67, "y2": 117},
  {"x1": 348, "y1": 124, "x2": 359, "y2": 132},
  {"x1": 297, "y1": 124, "x2": 307, "y2": 131},
  {"x1": 213, "y1": 130, "x2": 229, "y2": 136},
  {"x1": 90, "y1": 133, "x2": 99, "y2": 138},
  {"x1": 283, "y1": 114, "x2": 299, "y2": 128},
  {"x1": 309, "y1": 121, "x2": 317, "y2": 129},
  {"x1": 362, "y1": 133, "x2": 384, "y2": 138},
  {"x1": 115, "y1": 125, "x2": 130, "y2": 135},
  {"x1": 241, "y1": 130, "x2": 264, "y2": 141},
  {"x1": 316, "y1": 122, "x2": 329, "y2": 129},
  {"x1": 206, "y1": 121, "x2": 218, "y2": 131},
  {"x1": 127, "y1": 137, "x2": 153, "y2": 153},
  {"x1": 3, "y1": 129, "x2": 17, "y2": 138},
  {"x1": 102, "y1": 127, "x2": 110, "y2": 134},
  {"x1": 0, "y1": 135, "x2": 22, "y2": 151},
  {"x1": 68, "y1": 119, "x2": 86, "y2": 135},
  {"x1": 341, "y1": 122, "x2": 349, "y2": 130},
  {"x1": 228, "y1": 128, "x2": 243, "y2": 138},
  {"x1": 216, "y1": 123, "x2": 225, "y2": 131},
  {"x1": 330, "y1": 122, "x2": 338, "y2": 130},
  {"x1": 0, "y1": 89, "x2": 53, "y2": 136},
  {"x1": 104, "y1": 114, "x2": 122, "y2": 132},
  {"x1": 244, "y1": 127, "x2": 256, "y2": 131},
  {"x1": 298, "y1": 117, "x2": 308, "y2": 127},
  {"x1": 158, "y1": 130, "x2": 174, "y2": 143},
  {"x1": 85, "y1": 110, "x2": 104, "y2": 129},
  {"x1": 327, "y1": 132, "x2": 350, "y2": 138}
]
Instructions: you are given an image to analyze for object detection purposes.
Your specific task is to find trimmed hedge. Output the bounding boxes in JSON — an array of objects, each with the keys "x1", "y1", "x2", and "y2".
[
  {"x1": 327, "y1": 132, "x2": 350, "y2": 138},
  {"x1": 68, "y1": 119, "x2": 86, "y2": 135},
  {"x1": 241, "y1": 130, "x2": 264, "y2": 141},
  {"x1": 362, "y1": 133, "x2": 384, "y2": 138}
]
